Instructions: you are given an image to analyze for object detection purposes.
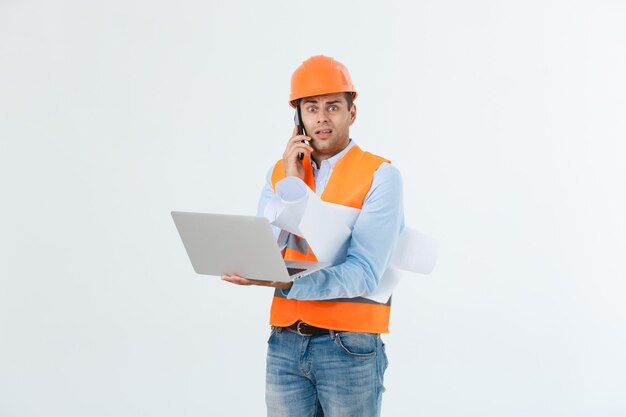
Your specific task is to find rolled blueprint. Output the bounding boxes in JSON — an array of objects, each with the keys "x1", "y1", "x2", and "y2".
[
  {"x1": 266, "y1": 177, "x2": 355, "y2": 265},
  {"x1": 265, "y1": 177, "x2": 438, "y2": 303},
  {"x1": 390, "y1": 227, "x2": 438, "y2": 274}
]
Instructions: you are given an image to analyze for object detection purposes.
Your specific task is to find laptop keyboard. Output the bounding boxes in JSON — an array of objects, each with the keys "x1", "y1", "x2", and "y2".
[{"x1": 287, "y1": 267, "x2": 307, "y2": 276}]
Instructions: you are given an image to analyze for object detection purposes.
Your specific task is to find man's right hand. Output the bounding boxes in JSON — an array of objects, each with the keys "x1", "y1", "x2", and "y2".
[{"x1": 282, "y1": 125, "x2": 313, "y2": 179}]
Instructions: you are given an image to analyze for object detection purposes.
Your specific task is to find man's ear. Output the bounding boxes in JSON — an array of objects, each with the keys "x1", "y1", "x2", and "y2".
[{"x1": 349, "y1": 104, "x2": 357, "y2": 126}]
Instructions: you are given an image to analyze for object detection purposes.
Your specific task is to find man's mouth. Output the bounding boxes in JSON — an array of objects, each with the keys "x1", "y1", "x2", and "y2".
[{"x1": 315, "y1": 128, "x2": 333, "y2": 138}]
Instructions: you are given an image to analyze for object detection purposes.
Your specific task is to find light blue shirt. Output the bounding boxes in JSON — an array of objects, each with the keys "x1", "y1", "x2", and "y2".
[{"x1": 257, "y1": 140, "x2": 404, "y2": 300}]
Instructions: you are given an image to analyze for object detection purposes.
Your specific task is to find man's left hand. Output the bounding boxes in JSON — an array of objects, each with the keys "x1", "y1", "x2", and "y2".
[{"x1": 221, "y1": 274, "x2": 293, "y2": 290}]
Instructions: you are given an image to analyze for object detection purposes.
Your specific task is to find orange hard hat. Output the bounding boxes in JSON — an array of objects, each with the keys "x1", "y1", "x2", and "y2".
[{"x1": 289, "y1": 55, "x2": 358, "y2": 108}]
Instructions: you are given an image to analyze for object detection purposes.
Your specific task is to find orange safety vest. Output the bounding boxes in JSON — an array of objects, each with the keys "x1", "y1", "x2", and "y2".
[{"x1": 269, "y1": 145, "x2": 393, "y2": 333}]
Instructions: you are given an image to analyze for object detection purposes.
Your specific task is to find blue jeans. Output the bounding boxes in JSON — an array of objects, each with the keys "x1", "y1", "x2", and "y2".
[{"x1": 265, "y1": 326, "x2": 388, "y2": 417}]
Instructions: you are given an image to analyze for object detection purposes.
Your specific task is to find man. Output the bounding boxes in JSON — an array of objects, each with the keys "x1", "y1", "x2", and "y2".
[{"x1": 222, "y1": 55, "x2": 404, "y2": 417}]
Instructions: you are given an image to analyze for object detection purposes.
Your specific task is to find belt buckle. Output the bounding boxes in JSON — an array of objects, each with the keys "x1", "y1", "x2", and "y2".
[{"x1": 296, "y1": 321, "x2": 310, "y2": 336}]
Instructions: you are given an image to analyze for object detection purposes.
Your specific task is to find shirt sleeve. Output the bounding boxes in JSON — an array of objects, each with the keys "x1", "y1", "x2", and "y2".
[
  {"x1": 257, "y1": 166, "x2": 288, "y2": 248},
  {"x1": 286, "y1": 162, "x2": 405, "y2": 300}
]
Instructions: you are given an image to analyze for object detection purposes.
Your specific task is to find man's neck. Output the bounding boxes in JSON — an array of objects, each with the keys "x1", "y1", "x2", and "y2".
[{"x1": 311, "y1": 141, "x2": 351, "y2": 167}]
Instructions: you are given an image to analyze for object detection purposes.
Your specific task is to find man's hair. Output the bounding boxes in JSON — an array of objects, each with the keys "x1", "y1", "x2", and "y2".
[{"x1": 344, "y1": 92, "x2": 354, "y2": 110}]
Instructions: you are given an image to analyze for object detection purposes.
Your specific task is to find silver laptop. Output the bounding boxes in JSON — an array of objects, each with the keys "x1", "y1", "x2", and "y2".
[{"x1": 171, "y1": 211, "x2": 330, "y2": 282}]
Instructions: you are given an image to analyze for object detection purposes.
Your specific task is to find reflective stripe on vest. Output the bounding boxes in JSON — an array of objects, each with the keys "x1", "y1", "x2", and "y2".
[{"x1": 269, "y1": 145, "x2": 393, "y2": 333}]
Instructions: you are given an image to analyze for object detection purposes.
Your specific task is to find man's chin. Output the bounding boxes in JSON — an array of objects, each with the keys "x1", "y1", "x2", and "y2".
[{"x1": 311, "y1": 139, "x2": 332, "y2": 152}]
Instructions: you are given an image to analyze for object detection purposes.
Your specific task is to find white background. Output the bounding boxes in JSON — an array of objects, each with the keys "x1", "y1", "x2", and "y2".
[{"x1": 1, "y1": 0, "x2": 625, "y2": 416}]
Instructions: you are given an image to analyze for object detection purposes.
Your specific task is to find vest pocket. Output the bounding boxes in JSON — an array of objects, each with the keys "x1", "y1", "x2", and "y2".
[{"x1": 335, "y1": 332, "x2": 377, "y2": 357}]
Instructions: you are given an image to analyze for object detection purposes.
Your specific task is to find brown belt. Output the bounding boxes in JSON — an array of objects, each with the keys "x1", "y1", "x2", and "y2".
[{"x1": 285, "y1": 321, "x2": 332, "y2": 336}]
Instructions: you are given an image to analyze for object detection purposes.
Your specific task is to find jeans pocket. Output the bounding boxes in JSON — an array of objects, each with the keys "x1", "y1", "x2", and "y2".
[
  {"x1": 381, "y1": 342, "x2": 389, "y2": 372},
  {"x1": 267, "y1": 327, "x2": 278, "y2": 344},
  {"x1": 335, "y1": 332, "x2": 377, "y2": 358}
]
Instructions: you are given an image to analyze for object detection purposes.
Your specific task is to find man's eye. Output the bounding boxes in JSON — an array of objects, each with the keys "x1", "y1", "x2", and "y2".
[
  {"x1": 329, "y1": 106, "x2": 337, "y2": 111},
  {"x1": 307, "y1": 107, "x2": 317, "y2": 113}
]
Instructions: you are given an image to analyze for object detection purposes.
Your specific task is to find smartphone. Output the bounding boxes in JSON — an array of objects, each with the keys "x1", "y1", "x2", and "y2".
[{"x1": 294, "y1": 105, "x2": 307, "y2": 160}]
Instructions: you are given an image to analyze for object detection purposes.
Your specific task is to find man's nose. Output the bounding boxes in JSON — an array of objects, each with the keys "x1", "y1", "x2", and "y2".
[{"x1": 315, "y1": 109, "x2": 329, "y2": 123}]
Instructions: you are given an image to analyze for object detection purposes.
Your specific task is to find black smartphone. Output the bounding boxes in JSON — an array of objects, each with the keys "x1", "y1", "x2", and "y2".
[{"x1": 294, "y1": 104, "x2": 307, "y2": 160}]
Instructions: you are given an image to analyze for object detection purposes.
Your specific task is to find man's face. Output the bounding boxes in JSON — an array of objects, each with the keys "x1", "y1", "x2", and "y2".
[{"x1": 299, "y1": 92, "x2": 356, "y2": 161}]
